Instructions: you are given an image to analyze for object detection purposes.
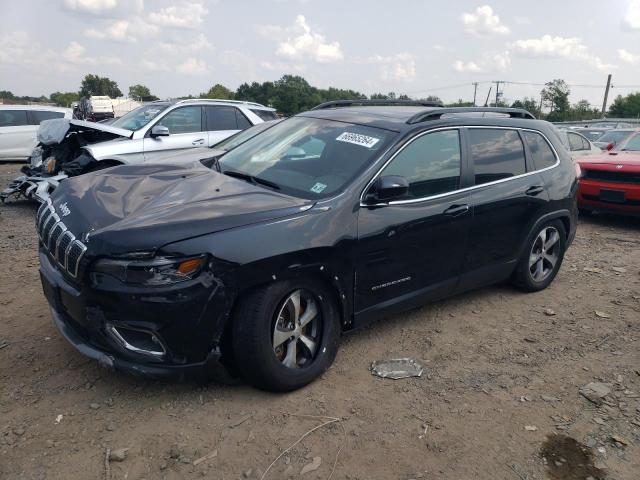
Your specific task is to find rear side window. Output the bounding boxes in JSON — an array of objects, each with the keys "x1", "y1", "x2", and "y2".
[
  {"x1": 381, "y1": 130, "x2": 461, "y2": 198},
  {"x1": 250, "y1": 109, "x2": 278, "y2": 121},
  {"x1": 469, "y1": 129, "x2": 525, "y2": 185},
  {"x1": 235, "y1": 109, "x2": 251, "y2": 129},
  {"x1": 0, "y1": 110, "x2": 28, "y2": 127},
  {"x1": 524, "y1": 131, "x2": 557, "y2": 170},
  {"x1": 567, "y1": 132, "x2": 587, "y2": 151},
  {"x1": 206, "y1": 106, "x2": 238, "y2": 130},
  {"x1": 30, "y1": 110, "x2": 65, "y2": 124}
]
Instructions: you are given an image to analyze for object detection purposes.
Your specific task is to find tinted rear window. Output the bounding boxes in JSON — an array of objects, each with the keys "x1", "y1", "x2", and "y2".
[
  {"x1": 250, "y1": 109, "x2": 278, "y2": 121},
  {"x1": 524, "y1": 131, "x2": 557, "y2": 170},
  {"x1": 0, "y1": 110, "x2": 28, "y2": 127},
  {"x1": 30, "y1": 110, "x2": 65, "y2": 124},
  {"x1": 468, "y1": 129, "x2": 526, "y2": 185},
  {"x1": 206, "y1": 106, "x2": 238, "y2": 130}
]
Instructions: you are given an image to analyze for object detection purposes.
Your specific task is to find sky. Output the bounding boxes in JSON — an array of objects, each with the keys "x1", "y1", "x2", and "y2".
[{"x1": 1, "y1": 0, "x2": 640, "y2": 108}]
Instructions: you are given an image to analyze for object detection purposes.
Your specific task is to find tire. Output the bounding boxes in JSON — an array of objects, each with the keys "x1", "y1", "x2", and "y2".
[
  {"x1": 231, "y1": 279, "x2": 341, "y2": 392},
  {"x1": 578, "y1": 208, "x2": 592, "y2": 217},
  {"x1": 512, "y1": 219, "x2": 567, "y2": 292}
]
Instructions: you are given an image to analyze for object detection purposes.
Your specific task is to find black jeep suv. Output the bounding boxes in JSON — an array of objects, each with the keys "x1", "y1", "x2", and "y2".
[{"x1": 37, "y1": 101, "x2": 577, "y2": 391}]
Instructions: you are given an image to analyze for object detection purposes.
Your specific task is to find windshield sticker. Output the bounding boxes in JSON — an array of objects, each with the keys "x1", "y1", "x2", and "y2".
[
  {"x1": 310, "y1": 182, "x2": 327, "y2": 193},
  {"x1": 336, "y1": 132, "x2": 380, "y2": 148}
]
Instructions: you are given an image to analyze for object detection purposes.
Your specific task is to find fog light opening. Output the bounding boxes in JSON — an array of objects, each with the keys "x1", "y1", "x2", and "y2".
[{"x1": 107, "y1": 325, "x2": 166, "y2": 358}]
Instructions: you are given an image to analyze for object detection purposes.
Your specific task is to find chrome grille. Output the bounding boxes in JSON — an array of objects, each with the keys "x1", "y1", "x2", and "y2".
[{"x1": 36, "y1": 199, "x2": 87, "y2": 278}]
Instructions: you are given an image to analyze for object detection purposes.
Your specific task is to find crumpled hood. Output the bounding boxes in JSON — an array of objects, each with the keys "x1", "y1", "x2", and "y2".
[
  {"x1": 38, "y1": 118, "x2": 133, "y2": 146},
  {"x1": 50, "y1": 163, "x2": 312, "y2": 254}
]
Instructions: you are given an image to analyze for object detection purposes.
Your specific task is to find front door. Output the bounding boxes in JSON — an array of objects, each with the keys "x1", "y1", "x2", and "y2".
[
  {"x1": 143, "y1": 106, "x2": 205, "y2": 161},
  {"x1": 355, "y1": 129, "x2": 472, "y2": 322}
]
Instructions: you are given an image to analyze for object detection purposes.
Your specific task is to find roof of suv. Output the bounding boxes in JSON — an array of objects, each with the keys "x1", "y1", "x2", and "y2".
[
  {"x1": 151, "y1": 98, "x2": 275, "y2": 111},
  {"x1": 0, "y1": 105, "x2": 72, "y2": 113},
  {"x1": 300, "y1": 105, "x2": 539, "y2": 132}
]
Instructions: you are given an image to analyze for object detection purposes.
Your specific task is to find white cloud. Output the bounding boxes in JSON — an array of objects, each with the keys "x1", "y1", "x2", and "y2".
[
  {"x1": 623, "y1": 0, "x2": 640, "y2": 30},
  {"x1": 511, "y1": 35, "x2": 616, "y2": 71},
  {"x1": 63, "y1": 0, "x2": 143, "y2": 17},
  {"x1": 618, "y1": 48, "x2": 640, "y2": 64},
  {"x1": 453, "y1": 51, "x2": 510, "y2": 73},
  {"x1": 176, "y1": 57, "x2": 208, "y2": 74},
  {"x1": 149, "y1": 2, "x2": 210, "y2": 29},
  {"x1": 513, "y1": 16, "x2": 532, "y2": 25},
  {"x1": 158, "y1": 33, "x2": 212, "y2": 54},
  {"x1": 369, "y1": 53, "x2": 416, "y2": 81},
  {"x1": 260, "y1": 15, "x2": 343, "y2": 63},
  {"x1": 461, "y1": 5, "x2": 510, "y2": 37},
  {"x1": 62, "y1": 40, "x2": 120, "y2": 66},
  {"x1": 141, "y1": 59, "x2": 170, "y2": 72}
]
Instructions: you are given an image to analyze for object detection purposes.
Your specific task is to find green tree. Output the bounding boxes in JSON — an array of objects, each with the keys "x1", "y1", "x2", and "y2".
[
  {"x1": 511, "y1": 97, "x2": 540, "y2": 117},
  {"x1": 79, "y1": 74, "x2": 122, "y2": 98},
  {"x1": 271, "y1": 75, "x2": 320, "y2": 116},
  {"x1": 0, "y1": 90, "x2": 15, "y2": 100},
  {"x1": 608, "y1": 92, "x2": 640, "y2": 118},
  {"x1": 445, "y1": 99, "x2": 474, "y2": 107},
  {"x1": 201, "y1": 83, "x2": 235, "y2": 100},
  {"x1": 541, "y1": 79, "x2": 570, "y2": 121},
  {"x1": 128, "y1": 84, "x2": 157, "y2": 101},
  {"x1": 50, "y1": 91, "x2": 80, "y2": 107}
]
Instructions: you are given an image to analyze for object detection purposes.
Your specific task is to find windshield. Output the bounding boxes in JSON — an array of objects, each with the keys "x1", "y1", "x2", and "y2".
[
  {"x1": 212, "y1": 120, "x2": 279, "y2": 151},
  {"x1": 620, "y1": 133, "x2": 640, "y2": 151},
  {"x1": 219, "y1": 117, "x2": 395, "y2": 199},
  {"x1": 111, "y1": 104, "x2": 170, "y2": 131},
  {"x1": 597, "y1": 130, "x2": 633, "y2": 145}
]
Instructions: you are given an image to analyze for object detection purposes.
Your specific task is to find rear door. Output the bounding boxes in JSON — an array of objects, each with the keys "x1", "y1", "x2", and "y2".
[
  {"x1": 0, "y1": 109, "x2": 36, "y2": 160},
  {"x1": 143, "y1": 106, "x2": 205, "y2": 161},
  {"x1": 204, "y1": 106, "x2": 250, "y2": 147},
  {"x1": 460, "y1": 127, "x2": 550, "y2": 290},
  {"x1": 355, "y1": 128, "x2": 473, "y2": 321}
]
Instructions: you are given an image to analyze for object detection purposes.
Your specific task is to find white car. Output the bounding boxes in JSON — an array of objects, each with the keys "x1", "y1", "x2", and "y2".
[
  {"x1": 558, "y1": 128, "x2": 601, "y2": 160},
  {"x1": 0, "y1": 105, "x2": 72, "y2": 161}
]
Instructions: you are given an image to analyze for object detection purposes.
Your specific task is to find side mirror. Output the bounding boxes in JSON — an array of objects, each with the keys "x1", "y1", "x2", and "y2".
[
  {"x1": 365, "y1": 175, "x2": 409, "y2": 204},
  {"x1": 150, "y1": 125, "x2": 170, "y2": 137}
]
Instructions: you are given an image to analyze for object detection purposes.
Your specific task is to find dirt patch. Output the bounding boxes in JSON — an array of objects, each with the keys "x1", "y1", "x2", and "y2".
[
  {"x1": 541, "y1": 434, "x2": 606, "y2": 480},
  {"x1": 0, "y1": 163, "x2": 639, "y2": 480}
]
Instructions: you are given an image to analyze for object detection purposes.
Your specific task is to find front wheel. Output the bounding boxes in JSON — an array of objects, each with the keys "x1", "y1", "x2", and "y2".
[
  {"x1": 512, "y1": 220, "x2": 567, "y2": 292},
  {"x1": 232, "y1": 279, "x2": 341, "y2": 391}
]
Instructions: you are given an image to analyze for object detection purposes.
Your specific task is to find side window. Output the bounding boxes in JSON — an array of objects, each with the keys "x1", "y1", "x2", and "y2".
[
  {"x1": 469, "y1": 129, "x2": 525, "y2": 185},
  {"x1": 567, "y1": 132, "x2": 586, "y2": 151},
  {"x1": 0, "y1": 110, "x2": 28, "y2": 127},
  {"x1": 581, "y1": 137, "x2": 591, "y2": 150},
  {"x1": 158, "y1": 106, "x2": 202, "y2": 134},
  {"x1": 235, "y1": 109, "x2": 251, "y2": 129},
  {"x1": 30, "y1": 110, "x2": 65, "y2": 124},
  {"x1": 380, "y1": 129, "x2": 461, "y2": 199},
  {"x1": 206, "y1": 106, "x2": 237, "y2": 131},
  {"x1": 523, "y1": 131, "x2": 557, "y2": 170},
  {"x1": 250, "y1": 109, "x2": 278, "y2": 121}
]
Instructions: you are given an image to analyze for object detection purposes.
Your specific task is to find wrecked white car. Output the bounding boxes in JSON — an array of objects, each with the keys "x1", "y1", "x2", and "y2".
[{"x1": 1, "y1": 99, "x2": 276, "y2": 202}]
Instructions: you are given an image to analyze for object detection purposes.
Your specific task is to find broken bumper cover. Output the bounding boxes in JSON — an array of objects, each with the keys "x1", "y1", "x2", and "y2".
[
  {"x1": 40, "y1": 250, "x2": 233, "y2": 382},
  {"x1": 1, "y1": 173, "x2": 67, "y2": 203}
]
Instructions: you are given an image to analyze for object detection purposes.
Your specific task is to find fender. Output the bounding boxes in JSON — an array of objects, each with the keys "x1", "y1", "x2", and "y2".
[{"x1": 515, "y1": 209, "x2": 573, "y2": 260}]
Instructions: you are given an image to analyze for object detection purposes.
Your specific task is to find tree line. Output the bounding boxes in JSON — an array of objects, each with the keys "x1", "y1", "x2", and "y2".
[{"x1": 1, "y1": 74, "x2": 639, "y2": 120}]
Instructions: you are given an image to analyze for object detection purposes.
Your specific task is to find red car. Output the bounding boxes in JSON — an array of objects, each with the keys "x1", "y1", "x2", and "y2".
[{"x1": 577, "y1": 132, "x2": 640, "y2": 216}]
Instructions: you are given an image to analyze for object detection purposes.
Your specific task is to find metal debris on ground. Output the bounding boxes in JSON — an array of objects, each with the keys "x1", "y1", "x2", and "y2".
[{"x1": 370, "y1": 358, "x2": 424, "y2": 380}]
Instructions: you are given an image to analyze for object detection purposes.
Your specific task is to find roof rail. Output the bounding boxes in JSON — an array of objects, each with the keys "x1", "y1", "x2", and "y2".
[
  {"x1": 311, "y1": 99, "x2": 443, "y2": 110},
  {"x1": 175, "y1": 98, "x2": 268, "y2": 108},
  {"x1": 407, "y1": 107, "x2": 536, "y2": 124}
]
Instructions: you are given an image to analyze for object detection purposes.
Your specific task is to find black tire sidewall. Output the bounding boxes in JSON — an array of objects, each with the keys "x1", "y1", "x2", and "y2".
[
  {"x1": 233, "y1": 278, "x2": 340, "y2": 391},
  {"x1": 517, "y1": 219, "x2": 567, "y2": 291}
]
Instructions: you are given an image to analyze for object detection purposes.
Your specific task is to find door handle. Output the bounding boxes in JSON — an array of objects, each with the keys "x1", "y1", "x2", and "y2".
[
  {"x1": 443, "y1": 204, "x2": 469, "y2": 217},
  {"x1": 525, "y1": 185, "x2": 544, "y2": 196},
  {"x1": 192, "y1": 138, "x2": 205, "y2": 145}
]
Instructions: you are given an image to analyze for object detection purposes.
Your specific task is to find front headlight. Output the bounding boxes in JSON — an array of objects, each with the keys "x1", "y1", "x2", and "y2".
[{"x1": 91, "y1": 255, "x2": 207, "y2": 286}]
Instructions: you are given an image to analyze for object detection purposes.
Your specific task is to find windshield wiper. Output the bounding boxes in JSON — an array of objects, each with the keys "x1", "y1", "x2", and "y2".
[{"x1": 222, "y1": 169, "x2": 280, "y2": 190}]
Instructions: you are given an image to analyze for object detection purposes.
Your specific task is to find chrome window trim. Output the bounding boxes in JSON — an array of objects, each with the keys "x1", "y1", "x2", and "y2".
[{"x1": 359, "y1": 125, "x2": 560, "y2": 207}]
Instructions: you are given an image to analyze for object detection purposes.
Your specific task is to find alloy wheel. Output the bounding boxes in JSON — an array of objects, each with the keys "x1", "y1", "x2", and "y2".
[
  {"x1": 529, "y1": 226, "x2": 561, "y2": 282},
  {"x1": 272, "y1": 289, "x2": 322, "y2": 369}
]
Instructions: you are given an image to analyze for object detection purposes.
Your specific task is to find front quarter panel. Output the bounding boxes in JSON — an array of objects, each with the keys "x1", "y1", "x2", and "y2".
[{"x1": 85, "y1": 138, "x2": 146, "y2": 165}]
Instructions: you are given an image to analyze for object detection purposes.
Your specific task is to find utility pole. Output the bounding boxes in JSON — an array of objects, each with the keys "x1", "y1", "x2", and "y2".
[
  {"x1": 495, "y1": 81, "x2": 501, "y2": 106},
  {"x1": 484, "y1": 86, "x2": 492, "y2": 107},
  {"x1": 472, "y1": 82, "x2": 479, "y2": 106},
  {"x1": 601, "y1": 74, "x2": 612, "y2": 118}
]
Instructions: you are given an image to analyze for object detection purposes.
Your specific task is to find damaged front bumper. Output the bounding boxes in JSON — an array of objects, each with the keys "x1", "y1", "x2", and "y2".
[
  {"x1": 39, "y1": 250, "x2": 235, "y2": 383},
  {"x1": 1, "y1": 173, "x2": 68, "y2": 203}
]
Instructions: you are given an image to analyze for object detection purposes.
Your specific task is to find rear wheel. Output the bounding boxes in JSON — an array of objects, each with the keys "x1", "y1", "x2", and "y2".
[
  {"x1": 512, "y1": 220, "x2": 566, "y2": 292},
  {"x1": 232, "y1": 279, "x2": 340, "y2": 391}
]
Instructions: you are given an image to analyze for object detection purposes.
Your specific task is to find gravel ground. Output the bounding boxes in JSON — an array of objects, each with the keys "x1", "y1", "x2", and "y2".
[{"x1": 0, "y1": 163, "x2": 639, "y2": 480}]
